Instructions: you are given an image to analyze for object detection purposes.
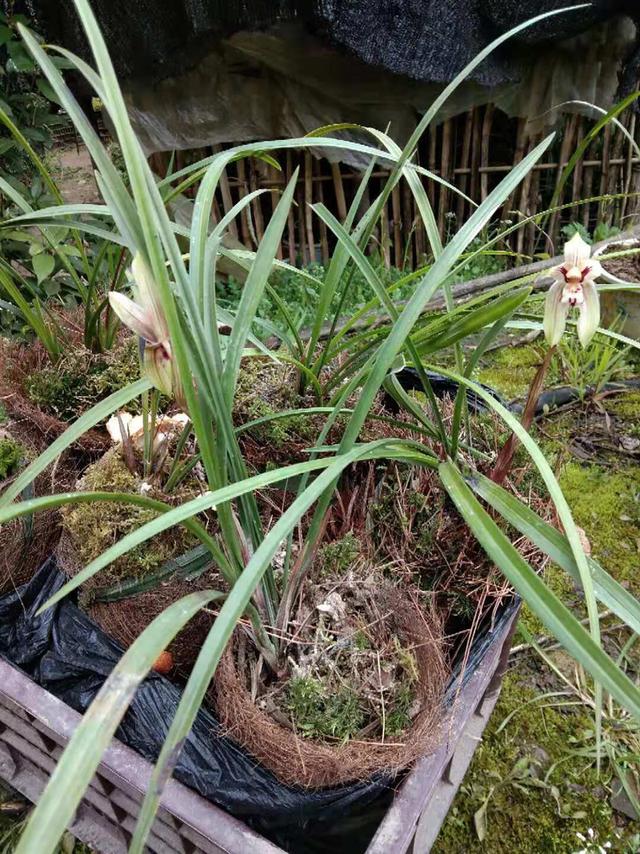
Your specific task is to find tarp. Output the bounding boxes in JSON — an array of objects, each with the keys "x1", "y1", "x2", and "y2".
[{"x1": 29, "y1": 1, "x2": 638, "y2": 157}]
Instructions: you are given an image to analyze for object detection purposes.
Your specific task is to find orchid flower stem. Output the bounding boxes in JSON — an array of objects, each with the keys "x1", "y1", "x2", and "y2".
[{"x1": 490, "y1": 345, "x2": 556, "y2": 486}]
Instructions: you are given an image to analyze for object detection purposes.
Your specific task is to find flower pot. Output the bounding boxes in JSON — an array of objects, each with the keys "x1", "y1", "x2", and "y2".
[
  {"x1": 594, "y1": 238, "x2": 640, "y2": 341},
  {"x1": 0, "y1": 556, "x2": 520, "y2": 853}
]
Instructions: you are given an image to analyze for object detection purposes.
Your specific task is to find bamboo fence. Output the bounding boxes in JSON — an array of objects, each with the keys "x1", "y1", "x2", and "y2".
[{"x1": 144, "y1": 105, "x2": 640, "y2": 268}]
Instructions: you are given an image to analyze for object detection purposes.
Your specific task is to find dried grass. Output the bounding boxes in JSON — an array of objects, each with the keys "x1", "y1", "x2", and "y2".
[{"x1": 213, "y1": 585, "x2": 447, "y2": 788}]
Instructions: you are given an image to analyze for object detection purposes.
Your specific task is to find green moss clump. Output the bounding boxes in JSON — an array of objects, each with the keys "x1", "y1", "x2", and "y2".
[
  {"x1": 285, "y1": 676, "x2": 364, "y2": 741},
  {"x1": 316, "y1": 532, "x2": 361, "y2": 577},
  {"x1": 0, "y1": 436, "x2": 24, "y2": 480},
  {"x1": 61, "y1": 451, "x2": 197, "y2": 585},
  {"x1": 25, "y1": 338, "x2": 142, "y2": 422},
  {"x1": 558, "y1": 462, "x2": 640, "y2": 594},
  {"x1": 0, "y1": 404, "x2": 7, "y2": 424},
  {"x1": 477, "y1": 344, "x2": 563, "y2": 402},
  {"x1": 604, "y1": 390, "x2": 640, "y2": 424},
  {"x1": 433, "y1": 675, "x2": 628, "y2": 854},
  {"x1": 519, "y1": 563, "x2": 580, "y2": 638}
]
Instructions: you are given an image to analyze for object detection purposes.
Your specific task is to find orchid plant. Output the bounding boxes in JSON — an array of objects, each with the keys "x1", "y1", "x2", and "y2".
[{"x1": 0, "y1": 3, "x2": 639, "y2": 853}]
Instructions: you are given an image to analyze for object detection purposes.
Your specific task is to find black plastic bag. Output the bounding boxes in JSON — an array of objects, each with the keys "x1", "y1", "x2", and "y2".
[
  {"x1": 0, "y1": 558, "x2": 517, "y2": 852},
  {"x1": 0, "y1": 559, "x2": 395, "y2": 852}
]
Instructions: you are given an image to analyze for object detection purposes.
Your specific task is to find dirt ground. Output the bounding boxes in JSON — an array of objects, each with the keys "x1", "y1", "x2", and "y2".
[{"x1": 47, "y1": 145, "x2": 102, "y2": 205}]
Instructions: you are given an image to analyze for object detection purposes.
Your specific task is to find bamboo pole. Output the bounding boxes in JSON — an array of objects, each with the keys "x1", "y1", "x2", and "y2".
[
  {"x1": 516, "y1": 132, "x2": 538, "y2": 258},
  {"x1": 501, "y1": 117, "x2": 526, "y2": 222},
  {"x1": 620, "y1": 113, "x2": 637, "y2": 225},
  {"x1": 469, "y1": 107, "x2": 481, "y2": 203},
  {"x1": 598, "y1": 123, "x2": 612, "y2": 226},
  {"x1": 607, "y1": 119, "x2": 626, "y2": 226},
  {"x1": 581, "y1": 135, "x2": 596, "y2": 230},
  {"x1": 571, "y1": 116, "x2": 585, "y2": 211},
  {"x1": 479, "y1": 104, "x2": 495, "y2": 201},
  {"x1": 304, "y1": 151, "x2": 316, "y2": 263},
  {"x1": 548, "y1": 113, "x2": 577, "y2": 241},
  {"x1": 316, "y1": 157, "x2": 330, "y2": 265},
  {"x1": 457, "y1": 109, "x2": 473, "y2": 225},
  {"x1": 437, "y1": 118, "x2": 452, "y2": 240},
  {"x1": 331, "y1": 162, "x2": 348, "y2": 222},
  {"x1": 286, "y1": 152, "x2": 296, "y2": 264}
]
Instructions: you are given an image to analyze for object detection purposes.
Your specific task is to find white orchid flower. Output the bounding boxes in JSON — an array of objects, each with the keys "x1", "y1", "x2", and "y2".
[
  {"x1": 106, "y1": 411, "x2": 189, "y2": 449},
  {"x1": 544, "y1": 232, "x2": 601, "y2": 348},
  {"x1": 109, "y1": 254, "x2": 181, "y2": 400}
]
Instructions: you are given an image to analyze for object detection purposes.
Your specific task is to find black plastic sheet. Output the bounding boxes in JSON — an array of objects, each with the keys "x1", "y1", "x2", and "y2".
[{"x1": 0, "y1": 559, "x2": 397, "y2": 852}]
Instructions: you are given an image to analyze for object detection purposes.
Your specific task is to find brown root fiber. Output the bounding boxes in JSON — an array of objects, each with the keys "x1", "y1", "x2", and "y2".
[
  {"x1": 0, "y1": 421, "x2": 78, "y2": 594},
  {"x1": 87, "y1": 579, "x2": 215, "y2": 677},
  {"x1": 212, "y1": 585, "x2": 447, "y2": 788},
  {"x1": 0, "y1": 339, "x2": 109, "y2": 455}
]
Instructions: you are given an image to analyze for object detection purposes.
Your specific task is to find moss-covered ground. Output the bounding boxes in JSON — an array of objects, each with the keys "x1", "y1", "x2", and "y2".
[{"x1": 434, "y1": 348, "x2": 640, "y2": 853}]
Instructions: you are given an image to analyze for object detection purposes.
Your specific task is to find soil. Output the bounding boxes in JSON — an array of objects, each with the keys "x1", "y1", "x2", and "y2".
[
  {"x1": 600, "y1": 242, "x2": 640, "y2": 281},
  {"x1": 47, "y1": 146, "x2": 102, "y2": 205}
]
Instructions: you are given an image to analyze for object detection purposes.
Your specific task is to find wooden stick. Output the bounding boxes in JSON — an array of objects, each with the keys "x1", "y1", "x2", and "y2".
[
  {"x1": 620, "y1": 113, "x2": 637, "y2": 224},
  {"x1": 598, "y1": 123, "x2": 612, "y2": 226},
  {"x1": 437, "y1": 118, "x2": 452, "y2": 240},
  {"x1": 479, "y1": 104, "x2": 495, "y2": 201},
  {"x1": 286, "y1": 152, "x2": 296, "y2": 264},
  {"x1": 501, "y1": 117, "x2": 526, "y2": 221},
  {"x1": 457, "y1": 109, "x2": 474, "y2": 224},
  {"x1": 316, "y1": 158, "x2": 330, "y2": 265},
  {"x1": 304, "y1": 150, "x2": 315, "y2": 263},
  {"x1": 331, "y1": 162, "x2": 348, "y2": 222},
  {"x1": 469, "y1": 107, "x2": 481, "y2": 203},
  {"x1": 548, "y1": 113, "x2": 577, "y2": 243}
]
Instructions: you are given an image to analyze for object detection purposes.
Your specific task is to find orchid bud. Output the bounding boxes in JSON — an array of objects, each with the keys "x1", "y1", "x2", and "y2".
[
  {"x1": 109, "y1": 254, "x2": 183, "y2": 402},
  {"x1": 543, "y1": 232, "x2": 601, "y2": 348}
]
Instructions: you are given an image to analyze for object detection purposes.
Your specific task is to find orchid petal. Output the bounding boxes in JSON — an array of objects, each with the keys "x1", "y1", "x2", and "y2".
[
  {"x1": 144, "y1": 342, "x2": 174, "y2": 397},
  {"x1": 564, "y1": 232, "x2": 591, "y2": 269},
  {"x1": 582, "y1": 258, "x2": 603, "y2": 284},
  {"x1": 576, "y1": 281, "x2": 600, "y2": 348},
  {"x1": 131, "y1": 254, "x2": 169, "y2": 341},
  {"x1": 544, "y1": 280, "x2": 570, "y2": 346},
  {"x1": 109, "y1": 291, "x2": 156, "y2": 342}
]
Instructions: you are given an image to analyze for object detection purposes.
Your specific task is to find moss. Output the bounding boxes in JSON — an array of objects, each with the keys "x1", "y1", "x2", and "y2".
[
  {"x1": 477, "y1": 343, "x2": 562, "y2": 402},
  {"x1": 61, "y1": 451, "x2": 197, "y2": 586},
  {"x1": 433, "y1": 675, "x2": 631, "y2": 854},
  {"x1": 0, "y1": 436, "x2": 24, "y2": 480},
  {"x1": 316, "y1": 532, "x2": 361, "y2": 577},
  {"x1": 604, "y1": 390, "x2": 640, "y2": 427},
  {"x1": 285, "y1": 676, "x2": 364, "y2": 741},
  {"x1": 0, "y1": 403, "x2": 7, "y2": 424},
  {"x1": 25, "y1": 338, "x2": 142, "y2": 422},
  {"x1": 558, "y1": 462, "x2": 640, "y2": 595},
  {"x1": 519, "y1": 562, "x2": 580, "y2": 638}
]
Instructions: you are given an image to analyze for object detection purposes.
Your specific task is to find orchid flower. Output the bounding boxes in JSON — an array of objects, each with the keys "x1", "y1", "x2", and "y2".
[
  {"x1": 544, "y1": 232, "x2": 601, "y2": 348},
  {"x1": 109, "y1": 254, "x2": 182, "y2": 400}
]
